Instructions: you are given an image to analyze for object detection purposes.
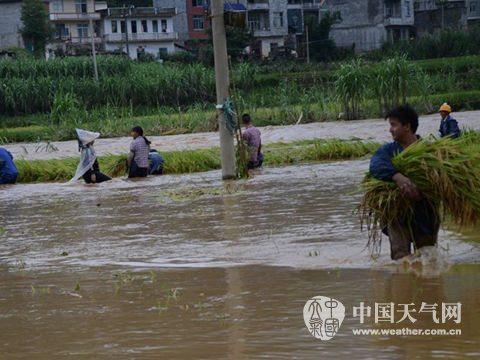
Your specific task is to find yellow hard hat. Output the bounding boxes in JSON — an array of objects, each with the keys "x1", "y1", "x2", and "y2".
[{"x1": 439, "y1": 103, "x2": 452, "y2": 113}]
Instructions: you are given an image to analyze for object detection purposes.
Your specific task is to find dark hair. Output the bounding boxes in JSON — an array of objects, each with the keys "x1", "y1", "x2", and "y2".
[
  {"x1": 385, "y1": 105, "x2": 419, "y2": 133},
  {"x1": 242, "y1": 113, "x2": 251, "y2": 124},
  {"x1": 131, "y1": 126, "x2": 151, "y2": 146}
]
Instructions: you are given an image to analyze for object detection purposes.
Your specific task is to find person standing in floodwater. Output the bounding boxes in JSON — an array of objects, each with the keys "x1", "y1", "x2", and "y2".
[
  {"x1": 369, "y1": 105, "x2": 440, "y2": 260},
  {"x1": 438, "y1": 103, "x2": 461, "y2": 138},
  {"x1": 128, "y1": 126, "x2": 151, "y2": 178},
  {"x1": 242, "y1": 114, "x2": 264, "y2": 170}
]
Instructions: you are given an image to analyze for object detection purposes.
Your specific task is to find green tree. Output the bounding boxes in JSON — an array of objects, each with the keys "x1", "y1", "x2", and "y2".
[
  {"x1": 198, "y1": 26, "x2": 252, "y2": 65},
  {"x1": 304, "y1": 12, "x2": 340, "y2": 62},
  {"x1": 20, "y1": 0, "x2": 53, "y2": 58}
]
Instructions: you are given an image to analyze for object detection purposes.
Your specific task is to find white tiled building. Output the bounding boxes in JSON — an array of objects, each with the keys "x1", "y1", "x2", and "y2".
[
  {"x1": 48, "y1": 0, "x2": 106, "y2": 54},
  {"x1": 102, "y1": 7, "x2": 178, "y2": 60}
]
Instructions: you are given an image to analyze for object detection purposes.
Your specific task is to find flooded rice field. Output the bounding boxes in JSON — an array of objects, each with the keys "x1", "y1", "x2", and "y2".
[{"x1": 1, "y1": 160, "x2": 479, "y2": 359}]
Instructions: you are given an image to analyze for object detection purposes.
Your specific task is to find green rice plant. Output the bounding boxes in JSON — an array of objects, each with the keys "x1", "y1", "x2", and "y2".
[
  {"x1": 0, "y1": 126, "x2": 52, "y2": 144},
  {"x1": 13, "y1": 138, "x2": 382, "y2": 183},
  {"x1": 359, "y1": 132, "x2": 480, "y2": 252}
]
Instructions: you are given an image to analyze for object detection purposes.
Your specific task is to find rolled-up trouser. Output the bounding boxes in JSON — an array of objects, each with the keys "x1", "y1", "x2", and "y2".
[
  {"x1": 387, "y1": 222, "x2": 438, "y2": 260},
  {"x1": 247, "y1": 152, "x2": 264, "y2": 170},
  {"x1": 0, "y1": 173, "x2": 18, "y2": 184}
]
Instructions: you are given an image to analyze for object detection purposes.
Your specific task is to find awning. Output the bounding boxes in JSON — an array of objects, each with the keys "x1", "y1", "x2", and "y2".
[{"x1": 224, "y1": 3, "x2": 246, "y2": 12}]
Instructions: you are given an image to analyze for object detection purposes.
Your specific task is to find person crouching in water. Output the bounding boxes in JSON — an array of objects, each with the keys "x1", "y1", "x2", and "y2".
[
  {"x1": 438, "y1": 103, "x2": 461, "y2": 138},
  {"x1": 369, "y1": 105, "x2": 440, "y2": 260},
  {"x1": 148, "y1": 149, "x2": 165, "y2": 175},
  {"x1": 242, "y1": 114, "x2": 263, "y2": 170},
  {"x1": 67, "y1": 129, "x2": 111, "y2": 184},
  {"x1": 128, "y1": 126, "x2": 151, "y2": 178},
  {"x1": 0, "y1": 147, "x2": 18, "y2": 184}
]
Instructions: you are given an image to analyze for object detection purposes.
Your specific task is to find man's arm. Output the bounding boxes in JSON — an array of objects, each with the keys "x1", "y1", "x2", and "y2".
[{"x1": 369, "y1": 143, "x2": 399, "y2": 181}]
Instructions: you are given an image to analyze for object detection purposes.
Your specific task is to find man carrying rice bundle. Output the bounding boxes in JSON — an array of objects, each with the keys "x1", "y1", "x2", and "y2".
[{"x1": 368, "y1": 105, "x2": 440, "y2": 260}]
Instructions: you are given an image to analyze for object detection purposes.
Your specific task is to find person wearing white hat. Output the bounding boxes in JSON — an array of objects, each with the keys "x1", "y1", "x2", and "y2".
[{"x1": 67, "y1": 129, "x2": 111, "y2": 184}]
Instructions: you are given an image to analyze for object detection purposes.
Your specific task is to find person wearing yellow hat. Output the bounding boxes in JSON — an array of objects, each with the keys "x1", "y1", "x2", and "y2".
[{"x1": 438, "y1": 103, "x2": 461, "y2": 138}]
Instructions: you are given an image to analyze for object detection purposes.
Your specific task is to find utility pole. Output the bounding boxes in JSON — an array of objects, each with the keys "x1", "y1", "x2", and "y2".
[
  {"x1": 211, "y1": 0, "x2": 236, "y2": 179},
  {"x1": 89, "y1": 18, "x2": 99, "y2": 81},
  {"x1": 123, "y1": 5, "x2": 131, "y2": 58},
  {"x1": 305, "y1": 24, "x2": 310, "y2": 64}
]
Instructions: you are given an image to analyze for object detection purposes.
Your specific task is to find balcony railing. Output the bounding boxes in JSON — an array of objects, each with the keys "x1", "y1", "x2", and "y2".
[
  {"x1": 53, "y1": 35, "x2": 102, "y2": 43},
  {"x1": 384, "y1": 16, "x2": 414, "y2": 26},
  {"x1": 106, "y1": 7, "x2": 176, "y2": 17},
  {"x1": 104, "y1": 32, "x2": 178, "y2": 42},
  {"x1": 49, "y1": 12, "x2": 101, "y2": 21},
  {"x1": 246, "y1": 0, "x2": 269, "y2": 10},
  {"x1": 468, "y1": 9, "x2": 480, "y2": 19},
  {"x1": 70, "y1": 36, "x2": 102, "y2": 44}
]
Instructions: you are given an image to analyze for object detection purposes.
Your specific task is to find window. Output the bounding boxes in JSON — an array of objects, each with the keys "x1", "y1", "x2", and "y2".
[
  {"x1": 77, "y1": 23, "x2": 88, "y2": 37},
  {"x1": 471, "y1": 1, "x2": 478, "y2": 12},
  {"x1": 152, "y1": 20, "x2": 158, "y2": 33},
  {"x1": 141, "y1": 20, "x2": 148, "y2": 33},
  {"x1": 273, "y1": 12, "x2": 283, "y2": 27},
  {"x1": 121, "y1": 20, "x2": 126, "y2": 33},
  {"x1": 131, "y1": 20, "x2": 137, "y2": 33},
  {"x1": 111, "y1": 20, "x2": 118, "y2": 33},
  {"x1": 159, "y1": 48, "x2": 168, "y2": 59},
  {"x1": 192, "y1": 14, "x2": 204, "y2": 30},
  {"x1": 406, "y1": 1, "x2": 411, "y2": 16},
  {"x1": 52, "y1": 0, "x2": 63, "y2": 12},
  {"x1": 55, "y1": 23, "x2": 69, "y2": 37},
  {"x1": 192, "y1": 0, "x2": 207, "y2": 7},
  {"x1": 75, "y1": 0, "x2": 87, "y2": 13},
  {"x1": 161, "y1": 19, "x2": 167, "y2": 32}
]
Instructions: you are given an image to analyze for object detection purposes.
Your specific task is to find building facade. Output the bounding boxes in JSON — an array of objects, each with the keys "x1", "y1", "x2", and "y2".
[
  {"x1": 325, "y1": 0, "x2": 414, "y2": 53},
  {"x1": 414, "y1": 0, "x2": 480, "y2": 36},
  {"x1": 47, "y1": 0, "x2": 106, "y2": 55},
  {"x1": 102, "y1": 7, "x2": 178, "y2": 59},
  {"x1": 0, "y1": 0, "x2": 24, "y2": 50}
]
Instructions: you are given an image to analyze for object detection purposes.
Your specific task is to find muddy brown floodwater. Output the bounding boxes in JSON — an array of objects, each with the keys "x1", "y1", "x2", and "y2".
[{"x1": 0, "y1": 160, "x2": 479, "y2": 359}]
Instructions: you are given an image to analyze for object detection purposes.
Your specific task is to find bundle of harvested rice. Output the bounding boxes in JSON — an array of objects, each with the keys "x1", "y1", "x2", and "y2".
[{"x1": 359, "y1": 131, "x2": 480, "y2": 254}]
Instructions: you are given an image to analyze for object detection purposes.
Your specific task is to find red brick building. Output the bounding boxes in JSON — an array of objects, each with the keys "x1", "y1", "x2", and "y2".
[{"x1": 187, "y1": 0, "x2": 210, "y2": 39}]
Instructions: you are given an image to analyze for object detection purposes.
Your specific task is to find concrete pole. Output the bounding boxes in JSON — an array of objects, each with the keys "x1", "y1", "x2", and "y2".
[
  {"x1": 123, "y1": 6, "x2": 130, "y2": 58},
  {"x1": 89, "y1": 18, "x2": 99, "y2": 81},
  {"x1": 306, "y1": 24, "x2": 310, "y2": 64},
  {"x1": 211, "y1": 0, "x2": 236, "y2": 179}
]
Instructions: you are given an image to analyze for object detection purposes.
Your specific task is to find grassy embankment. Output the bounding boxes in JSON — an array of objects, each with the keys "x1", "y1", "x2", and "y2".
[{"x1": 14, "y1": 138, "x2": 380, "y2": 183}]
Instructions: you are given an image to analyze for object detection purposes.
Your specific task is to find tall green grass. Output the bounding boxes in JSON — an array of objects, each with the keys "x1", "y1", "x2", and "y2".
[{"x1": 2, "y1": 55, "x2": 480, "y2": 118}]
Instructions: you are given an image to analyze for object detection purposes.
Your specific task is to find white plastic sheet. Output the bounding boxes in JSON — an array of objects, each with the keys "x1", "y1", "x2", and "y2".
[{"x1": 65, "y1": 129, "x2": 100, "y2": 184}]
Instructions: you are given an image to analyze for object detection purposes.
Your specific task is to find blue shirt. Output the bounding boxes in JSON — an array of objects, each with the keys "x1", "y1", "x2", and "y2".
[
  {"x1": 439, "y1": 115, "x2": 460, "y2": 138},
  {"x1": 0, "y1": 148, "x2": 18, "y2": 178},
  {"x1": 369, "y1": 141, "x2": 404, "y2": 182}
]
